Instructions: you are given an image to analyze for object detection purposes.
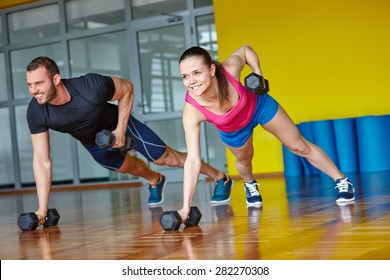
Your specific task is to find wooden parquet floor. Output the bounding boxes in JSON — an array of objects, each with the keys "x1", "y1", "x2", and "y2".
[{"x1": 1, "y1": 171, "x2": 389, "y2": 260}]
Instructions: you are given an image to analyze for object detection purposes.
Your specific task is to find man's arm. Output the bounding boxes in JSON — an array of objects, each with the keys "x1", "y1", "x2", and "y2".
[
  {"x1": 109, "y1": 77, "x2": 135, "y2": 148},
  {"x1": 31, "y1": 131, "x2": 52, "y2": 225}
]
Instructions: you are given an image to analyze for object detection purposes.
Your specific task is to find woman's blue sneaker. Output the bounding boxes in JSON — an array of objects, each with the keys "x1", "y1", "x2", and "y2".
[
  {"x1": 210, "y1": 175, "x2": 233, "y2": 204},
  {"x1": 335, "y1": 177, "x2": 355, "y2": 203},
  {"x1": 244, "y1": 180, "x2": 263, "y2": 206}
]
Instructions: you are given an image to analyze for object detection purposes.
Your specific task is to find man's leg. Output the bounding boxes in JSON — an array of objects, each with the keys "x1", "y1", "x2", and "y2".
[{"x1": 117, "y1": 153, "x2": 160, "y2": 184}]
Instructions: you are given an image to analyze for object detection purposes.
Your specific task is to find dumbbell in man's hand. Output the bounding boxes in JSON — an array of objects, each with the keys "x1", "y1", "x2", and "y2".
[
  {"x1": 244, "y1": 73, "x2": 270, "y2": 96},
  {"x1": 18, "y1": 208, "x2": 60, "y2": 231},
  {"x1": 95, "y1": 129, "x2": 135, "y2": 153}
]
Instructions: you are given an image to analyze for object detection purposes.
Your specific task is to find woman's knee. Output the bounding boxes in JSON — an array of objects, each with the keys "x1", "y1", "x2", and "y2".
[
  {"x1": 234, "y1": 149, "x2": 254, "y2": 166},
  {"x1": 287, "y1": 138, "x2": 311, "y2": 156},
  {"x1": 236, "y1": 156, "x2": 253, "y2": 167},
  {"x1": 229, "y1": 142, "x2": 254, "y2": 165}
]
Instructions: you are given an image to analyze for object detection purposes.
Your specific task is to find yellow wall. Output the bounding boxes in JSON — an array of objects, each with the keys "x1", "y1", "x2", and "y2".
[
  {"x1": 0, "y1": 0, "x2": 37, "y2": 9},
  {"x1": 213, "y1": 0, "x2": 390, "y2": 176}
]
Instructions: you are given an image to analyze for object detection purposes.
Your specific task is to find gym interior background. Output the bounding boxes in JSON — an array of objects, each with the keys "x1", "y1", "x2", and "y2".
[{"x1": 0, "y1": 0, "x2": 389, "y2": 191}]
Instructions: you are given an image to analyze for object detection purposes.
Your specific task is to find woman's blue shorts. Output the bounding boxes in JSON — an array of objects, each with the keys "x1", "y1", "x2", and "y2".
[{"x1": 219, "y1": 93, "x2": 279, "y2": 148}]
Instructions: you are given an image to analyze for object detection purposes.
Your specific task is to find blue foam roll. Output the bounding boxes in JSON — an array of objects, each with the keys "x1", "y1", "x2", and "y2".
[
  {"x1": 332, "y1": 118, "x2": 359, "y2": 173},
  {"x1": 311, "y1": 120, "x2": 339, "y2": 173},
  {"x1": 356, "y1": 115, "x2": 390, "y2": 172},
  {"x1": 297, "y1": 122, "x2": 320, "y2": 176},
  {"x1": 282, "y1": 145, "x2": 303, "y2": 176}
]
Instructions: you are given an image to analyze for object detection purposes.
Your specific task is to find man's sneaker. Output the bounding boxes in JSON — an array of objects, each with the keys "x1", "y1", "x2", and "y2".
[
  {"x1": 210, "y1": 175, "x2": 233, "y2": 204},
  {"x1": 244, "y1": 180, "x2": 263, "y2": 206},
  {"x1": 148, "y1": 174, "x2": 166, "y2": 205},
  {"x1": 335, "y1": 177, "x2": 355, "y2": 203}
]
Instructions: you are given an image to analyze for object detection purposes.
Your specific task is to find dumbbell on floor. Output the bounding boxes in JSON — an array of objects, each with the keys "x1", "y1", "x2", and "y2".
[
  {"x1": 160, "y1": 206, "x2": 202, "y2": 231},
  {"x1": 95, "y1": 129, "x2": 135, "y2": 153},
  {"x1": 244, "y1": 73, "x2": 270, "y2": 96},
  {"x1": 18, "y1": 208, "x2": 60, "y2": 231}
]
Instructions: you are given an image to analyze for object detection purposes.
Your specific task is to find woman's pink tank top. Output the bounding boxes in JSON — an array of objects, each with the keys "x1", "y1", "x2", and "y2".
[{"x1": 185, "y1": 67, "x2": 257, "y2": 133}]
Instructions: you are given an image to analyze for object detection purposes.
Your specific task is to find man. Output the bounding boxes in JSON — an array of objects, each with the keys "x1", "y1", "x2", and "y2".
[{"x1": 26, "y1": 56, "x2": 233, "y2": 226}]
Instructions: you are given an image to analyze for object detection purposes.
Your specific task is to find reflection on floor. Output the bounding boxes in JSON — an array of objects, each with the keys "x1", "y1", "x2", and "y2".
[{"x1": 0, "y1": 171, "x2": 389, "y2": 260}]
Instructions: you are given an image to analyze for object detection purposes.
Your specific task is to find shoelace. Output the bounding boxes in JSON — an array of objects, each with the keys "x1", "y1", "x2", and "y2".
[
  {"x1": 335, "y1": 178, "x2": 352, "y2": 192},
  {"x1": 245, "y1": 182, "x2": 260, "y2": 196}
]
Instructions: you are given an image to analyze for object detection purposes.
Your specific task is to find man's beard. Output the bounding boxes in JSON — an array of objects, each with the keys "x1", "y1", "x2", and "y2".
[{"x1": 37, "y1": 81, "x2": 56, "y2": 104}]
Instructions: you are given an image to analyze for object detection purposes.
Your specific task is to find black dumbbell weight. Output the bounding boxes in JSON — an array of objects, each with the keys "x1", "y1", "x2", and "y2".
[
  {"x1": 244, "y1": 73, "x2": 270, "y2": 96},
  {"x1": 95, "y1": 129, "x2": 135, "y2": 153},
  {"x1": 160, "y1": 211, "x2": 181, "y2": 231},
  {"x1": 160, "y1": 206, "x2": 202, "y2": 231},
  {"x1": 185, "y1": 206, "x2": 202, "y2": 226},
  {"x1": 18, "y1": 208, "x2": 60, "y2": 231}
]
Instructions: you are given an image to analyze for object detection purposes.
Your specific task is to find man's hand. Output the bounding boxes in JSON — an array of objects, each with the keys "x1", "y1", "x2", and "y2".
[
  {"x1": 35, "y1": 209, "x2": 48, "y2": 226},
  {"x1": 111, "y1": 129, "x2": 126, "y2": 149}
]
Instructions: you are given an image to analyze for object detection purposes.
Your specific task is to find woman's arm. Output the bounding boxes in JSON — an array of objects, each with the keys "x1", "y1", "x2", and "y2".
[
  {"x1": 222, "y1": 44, "x2": 264, "y2": 80},
  {"x1": 178, "y1": 102, "x2": 206, "y2": 222}
]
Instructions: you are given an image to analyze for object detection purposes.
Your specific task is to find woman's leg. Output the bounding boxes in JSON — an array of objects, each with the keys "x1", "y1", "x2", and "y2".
[
  {"x1": 262, "y1": 105, "x2": 355, "y2": 202},
  {"x1": 226, "y1": 135, "x2": 255, "y2": 182},
  {"x1": 226, "y1": 136, "x2": 262, "y2": 205},
  {"x1": 262, "y1": 105, "x2": 344, "y2": 180}
]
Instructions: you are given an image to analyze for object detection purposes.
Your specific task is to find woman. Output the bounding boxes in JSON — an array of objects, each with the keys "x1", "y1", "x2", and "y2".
[{"x1": 177, "y1": 45, "x2": 355, "y2": 223}]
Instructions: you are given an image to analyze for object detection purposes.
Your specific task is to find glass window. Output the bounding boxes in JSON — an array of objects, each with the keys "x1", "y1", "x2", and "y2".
[
  {"x1": 7, "y1": 4, "x2": 60, "y2": 45},
  {"x1": 146, "y1": 118, "x2": 186, "y2": 172},
  {"x1": 0, "y1": 108, "x2": 15, "y2": 188},
  {"x1": 0, "y1": 16, "x2": 4, "y2": 46},
  {"x1": 69, "y1": 31, "x2": 129, "y2": 77},
  {"x1": 137, "y1": 24, "x2": 186, "y2": 114},
  {"x1": 195, "y1": 14, "x2": 226, "y2": 172},
  {"x1": 0, "y1": 53, "x2": 7, "y2": 102},
  {"x1": 205, "y1": 123, "x2": 227, "y2": 172},
  {"x1": 131, "y1": 0, "x2": 186, "y2": 20},
  {"x1": 15, "y1": 105, "x2": 74, "y2": 186},
  {"x1": 11, "y1": 43, "x2": 63, "y2": 100},
  {"x1": 69, "y1": 31, "x2": 133, "y2": 181},
  {"x1": 66, "y1": 0, "x2": 126, "y2": 33},
  {"x1": 196, "y1": 14, "x2": 217, "y2": 59},
  {"x1": 194, "y1": 0, "x2": 213, "y2": 8},
  {"x1": 146, "y1": 118, "x2": 227, "y2": 173}
]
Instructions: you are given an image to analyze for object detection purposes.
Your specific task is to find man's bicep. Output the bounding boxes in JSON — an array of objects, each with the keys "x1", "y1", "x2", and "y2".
[{"x1": 110, "y1": 76, "x2": 133, "y2": 101}]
